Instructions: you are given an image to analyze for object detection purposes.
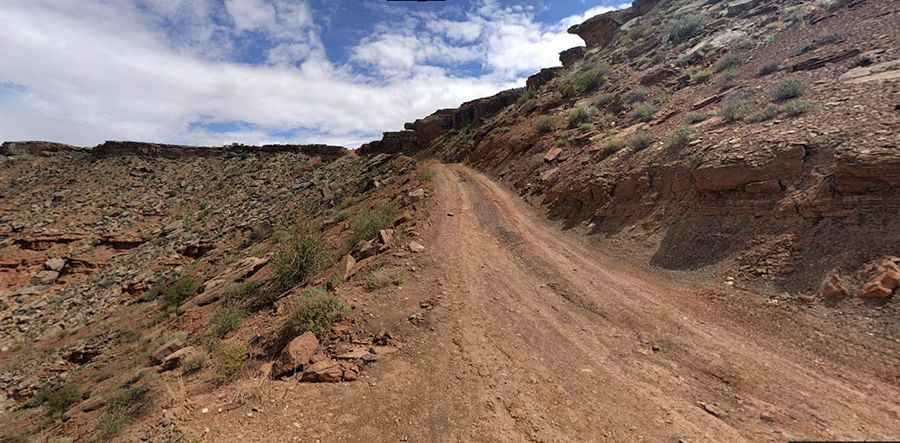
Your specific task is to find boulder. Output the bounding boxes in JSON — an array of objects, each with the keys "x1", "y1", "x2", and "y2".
[
  {"x1": 341, "y1": 254, "x2": 357, "y2": 280},
  {"x1": 544, "y1": 147, "x2": 563, "y2": 162},
  {"x1": 351, "y1": 239, "x2": 379, "y2": 260},
  {"x1": 272, "y1": 332, "x2": 319, "y2": 378},
  {"x1": 161, "y1": 346, "x2": 201, "y2": 371},
  {"x1": 559, "y1": 46, "x2": 586, "y2": 68},
  {"x1": 34, "y1": 270, "x2": 60, "y2": 285},
  {"x1": 408, "y1": 241, "x2": 426, "y2": 253},
  {"x1": 151, "y1": 339, "x2": 184, "y2": 365},
  {"x1": 44, "y1": 258, "x2": 67, "y2": 272},
  {"x1": 301, "y1": 359, "x2": 344, "y2": 383},
  {"x1": 820, "y1": 272, "x2": 849, "y2": 299}
]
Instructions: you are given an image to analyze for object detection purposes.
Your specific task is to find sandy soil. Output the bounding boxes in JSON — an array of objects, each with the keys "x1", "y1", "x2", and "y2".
[{"x1": 180, "y1": 163, "x2": 900, "y2": 443}]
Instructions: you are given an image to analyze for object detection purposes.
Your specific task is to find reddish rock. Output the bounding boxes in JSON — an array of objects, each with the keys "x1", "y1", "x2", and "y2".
[
  {"x1": 559, "y1": 46, "x2": 586, "y2": 68},
  {"x1": 150, "y1": 339, "x2": 184, "y2": 365},
  {"x1": 526, "y1": 67, "x2": 564, "y2": 91},
  {"x1": 544, "y1": 147, "x2": 563, "y2": 162},
  {"x1": 272, "y1": 332, "x2": 319, "y2": 378},
  {"x1": 160, "y1": 346, "x2": 201, "y2": 371},
  {"x1": 820, "y1": 272, "x2": 849, "y2": 299},
  {"x1": 860, "y1": 281, "x2": 893, "y2": 299},
  {"x1": 301, "y1": 359, "x2": 344, "y2": 383},
  {"x1": 341, "y1": 254, "x2": 357, "y2": 280}
]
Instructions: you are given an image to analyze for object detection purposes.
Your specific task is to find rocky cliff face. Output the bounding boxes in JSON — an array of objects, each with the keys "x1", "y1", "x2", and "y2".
[{"x1": 356, "y1": 0, "x2": 900, "y2": 301}]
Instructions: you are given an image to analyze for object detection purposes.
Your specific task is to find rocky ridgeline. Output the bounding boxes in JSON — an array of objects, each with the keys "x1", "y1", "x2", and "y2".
[
  {"x1": 1, "y1": 140, "x2": 348, "y2": 159},
  {"x1": 357, "y1": 0, "x2": 900, "y2": 300}
]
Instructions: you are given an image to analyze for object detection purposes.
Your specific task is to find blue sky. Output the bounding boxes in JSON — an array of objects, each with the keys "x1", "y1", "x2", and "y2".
[{"x1": 0, "y1": 0, "x2": 627, "y2": 148}]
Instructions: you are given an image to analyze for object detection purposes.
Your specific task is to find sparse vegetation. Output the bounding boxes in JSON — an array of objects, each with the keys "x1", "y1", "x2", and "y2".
[
  {"x1": 623, "y1": 87, "x2": 650, "y2": 104},
  {"x1": 182, "y1": 351, "x2": 206, "y2": 373},
  {"x1": 594, "y1": 93, "x2": 624, "y2": 114},
  {"x1": 222, "y1": 281, "x2": 262, "y2": 307},
  {"x1": 598, "y1": 138, "x2": 624, "y2": 158},
  {"x1": 94, "y1": 387, "x2": 151, "y2": 441},
  {"x1": 561, "y1": 66, "x2": 607, "y2": 98},
  {"x1": 714, "y1": 54, "x2": 741, "y2": 73},
  {"x1": 721, "y1": 97, "x2": 749, "y2": 122},
  {"x1": 629, "y1": 132, "x2": 654, "y2": 151},
  {"x1": 630, "y1": 103, "x2": 657, "y2": 122},
  {"x1": 212, "y1": 343, "x2": 247, "y2": 381},
  {"x1": 781, "y1": 100, "x2": 812, "y2": 117},
  {"x1": 158, "y1": 277, "x2": 200, "y2": 312},
  {"x1": 33, "y1": 384, "x2": 81, "y2": 420},
  {"x1": 664, "y1": 126, "x2": 692, "y2": 150},
  {"x1": 771, "y1": 79, "x2": 806, "y2": 102},
  {"x1": 690, "y1": 68, "x2": 712, "y2": 84},
  {"x1": 350, "y1": 204, "x2": 396, "y2": 246},
  {"x1": 274, "y1": 228, "x2": 331, "y2": 291},
  {"x1": 669, "y1": 15, "x2": 704, "y2": 44},
  {"x1": 210, "y1": 306, "x2": 244, "y2": 338},
  {"x1": 748, "y1": 104, "x2": 781, "y2": 123},
  {"x1": 283, "y1": 291, "x2": 349, "y2": 338},
  {"x1": 757, "y1": 63, "x2": 780, "y2": 77},
  {"x1": 685, "y1": 112, "x2": 711, "y2": 124},
  {"x1": 516, "y1": 89, "x2": 536, "y2": 107},
  {"x1": 536, "y1": 116, "x2": 555, "y2": 134},
  {"x1": 418, "y1": 170, "x2": 435, "y2": 182},
  {"x1": 567, "y1": 106, "x2": 593, "y2": 129},
  {"x1": 797, "y1": 32, "x2": 844, "y2": 54}
]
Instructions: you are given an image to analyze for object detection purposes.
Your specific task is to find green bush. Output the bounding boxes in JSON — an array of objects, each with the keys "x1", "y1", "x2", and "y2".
[
  {"x1": 535, "y1": 116, "x2": 555, "y2": 134},
  {"x1": 212, "y1": 343, "x2": 247, "y2": 381},
  {"x1": 161, "y1": 277, "x2": 200, "y2": 312},
  {"x1": 516, "y1": 90, "x2": 536, "y2": 107},
  {"x1": 283, "y1": 292, "x2": 349, "y2": 338},
  {"x1": 40, "y1": 384, "x2": 81, "y2": 420},
  {"x1": 781, "y1": 100, "x2": 812, "y2": 117},
  {"x1": 690, "y1": 68, "x2": 712, "y2": 84},
  {"x1": 94, "y1": 387, "x2": 151, "y2": 441},
  {"x1": 221, "y1": 281, "x2": 262, "y2": 307},
  {"x1": 567, "y1": 106, "x2": 592, "y2": 129},
  {"x1": 623, "y1": 87, "x2": 650, "y2": 104},
  {"x1": 685, "y1": 112, "x2": 711, "y2": 124},
  {"x1": 594, "y1": 93, "x2": 624, "y2": 114},
  {"x1": 664, "y1": 127, "x2": 692, "y2": 150},
  {"x1": 757, "y1": 63, "x2": 780, "y2": 77},
  {"x1": 210, "y1": 306, "x2": 244, "y2": 338},
  {"x1": 629, "y1": 132, "x2": 654, "y2": 151},
  {"x1": 181, "y1": 351, "x2": 206, "y2": 373},
  {"x1": 747, "y1": 104, "x2": 781, "y2": 123},
  {"x1": 630, "y1": 103, "x2": 657, "y2": 122},
  {"x1": 562, "y1": 67, "x2": 608, "y2": 97},
  {"x1": 669, "y1": 15, "x2": 704, "y2": 44},
  {"x1": 714, "y1": 54, "x2": 741, "y2": 73},
  {"x1": 771, "y1": 79, "x2": 806, "y2": 102},
  {"x1": 349, "y1": 204, "x2": 396, "y2": 246},
  {"x1": 274, "y1": 229, "x2": 331, "y2": 291},
  {"x1": 721, "y1": 98, "x2": 749, "y2": 122},
  {"x1": 598, "y1": 138, "x2": 624, "y2": 158}
]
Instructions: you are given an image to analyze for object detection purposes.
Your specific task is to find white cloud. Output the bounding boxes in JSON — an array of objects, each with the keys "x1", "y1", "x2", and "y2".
[{"x1": 0, "y1": 0, "x2": 626, "y2": 148}]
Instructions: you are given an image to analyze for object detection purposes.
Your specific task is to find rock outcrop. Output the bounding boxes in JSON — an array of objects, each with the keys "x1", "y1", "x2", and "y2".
[{"x1": 567, "y1": 0, "x2": 661, "y2": 49}]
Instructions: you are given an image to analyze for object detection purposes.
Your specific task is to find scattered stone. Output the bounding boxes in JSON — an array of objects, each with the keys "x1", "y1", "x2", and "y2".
[
  {"x1": 34, "y1": 270, "x2": 60, "y2": 285},
  {"x1": 408, "y1": 241, "x2": 425, "y2": 253},
  {"x1": 161, "y1": 346, "x2": 202, "y2": 371},
  {"x1": 698, "y1": 401, "x2": 727, "y2": 418},
  {"x1": 44, "y1": 258, "x2": 67, "y2": 272},
  {"x1": 820, "y1": 272, "x2": 849, "y2": 300},
  {"x1": 151, "y1": 339, "x2": 185, "y2": 365},
  {"x1": 544, "y1": 147, "x2": 562, "y2": 162},
  {"x1": 301, "y1": 359, "x2": 344, "y2": 383},
  {"x1": 272, "y1": 332, "x2": 319, "y2": 378},
  {"x1": 341, "y1": 254, "x2": 357, "y2": 280},
  {"x1": 378, "y1": 229, "x2": 394, "y2": 245},
  {"x1": 408, "y1": 188, "x2": 426, "y2": 199}
]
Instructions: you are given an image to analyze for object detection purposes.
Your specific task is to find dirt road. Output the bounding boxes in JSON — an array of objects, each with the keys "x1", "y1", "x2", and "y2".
[{"x1": 196, "y1": 163, "x2": 900, "y2": 442}]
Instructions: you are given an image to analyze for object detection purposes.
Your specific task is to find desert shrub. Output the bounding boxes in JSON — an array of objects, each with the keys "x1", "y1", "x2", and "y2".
[
  {"x1": 349, "y1": 204, "x2": 396, "y2": 246},
  {"x1": 781, "y1": 100, "x2": 812, "y2": 116},
  {"x1": 210, "y1": 306, "x2": 244, "y2": 338},
  {"x1": 629, "y1": 132, "x2": 654, "y2": 151},
  {"x1": 212, "y1": 343, "x2": 247, "y2": 381},
  {"x1": 221, "y1": 282, "x2": 262, "y2": 307},
  {"x1": 160, "y1": 277, "x2": 200, "y2": 312},
  {"x1": 721, "y1": 97, "x2": 749, "y2": 122},
  {"x1": 747, "y1": 104, "x2": 781, "y2": 123},
  {"x1": 274, "y1": 229, "x2": 331, "y2": 291},
  {"x1": 598, "y1": 138, "x2": 624, "y2": 158},
  {"x1": 594, "y1": 93, "x2": 625, "y2": 114},
  {"x1": 714, "y1": 54, "x2": 741, "y2": 73},
  {"x1": 730, "y1": 36, "x2": 755, "y2": 50},
  {"x1": 685, "y1": 112, "x2": 711, "y2": 124},
  {"x1": 664, "y1": 126, "x2": 692, "y2": 149},
  {"x1": 94, "y1": 387, "x2": 151, "y2": 441},
  {"x1": 283, "y1": 292, "x2": 348, "y2": 339},
  {"x1": 516, "y1": 90, "x2": 535, "y2": 107},
  {"x1": 771, "y1": 79, "x2": 806, "y2": 102},
  {"x1": 578, "y1": 123, "x2": 594, "y2": 132},
  {"x1": 757, "y1": 63, "x2": 780, "y2": 77},
  {"x1": 797, "y1": 32, "x2": 844, "y2": 54},
  {"x1": 181, "y1": 351, "x2": 206, "y2": 373},
  {"x1": 535, "y1": 116, "x2": 555, "y2": 134},
  {"x1": 623, "y1": 87, "x2": 650, "y2": 104},
  {"x1": 561, "y1": 67, "x2": 607, "y2": 98},
  {"x1": 669, "y1": 15, "x2": 704, "y2": 44},
  {"x1": 37, "y1": 384, "x2": 81, "y2": 420},
  {"x1": 690, "y1": 68, "x2": 712, "y2": 84},
  {"x1": 418, "y1": 170, "x2": 435, "y2": 182},
  {"x1": 567, "y1": 106, "x2": 592, "y2": 129},
  {"x1": 630, "y1": 103, "x2": 657, "y2": 122}
]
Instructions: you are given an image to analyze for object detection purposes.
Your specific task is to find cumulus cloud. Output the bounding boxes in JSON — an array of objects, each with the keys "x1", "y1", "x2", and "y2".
[{"x1": 0, "y1": 0, "x2": 626, "y2": 148}]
